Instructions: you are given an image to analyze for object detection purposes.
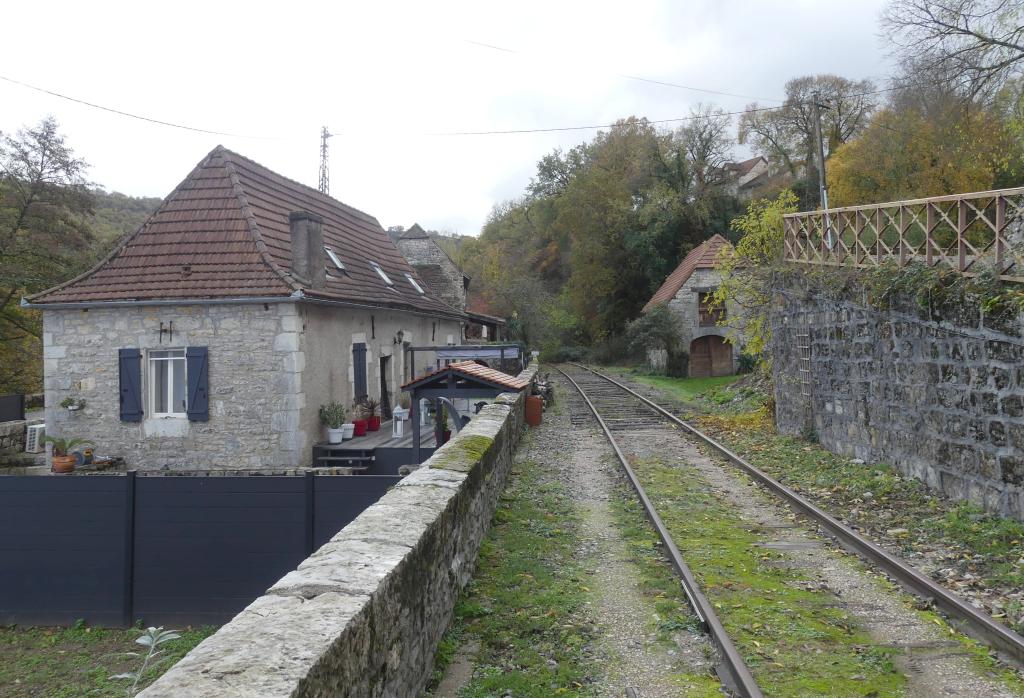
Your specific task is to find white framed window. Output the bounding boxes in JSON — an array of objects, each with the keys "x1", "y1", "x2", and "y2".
[
  {"x1": 405, "y1": 273, "x2": 425, "y2": 294},
  {"x1": 370, "y1": 261, "x2": 394, "y2": 286},
  {"x1": 149, "y1": 349, "x2": 187, "y2": 417},
  {"x1": 325, "y1": 247, "x2": 346, "y2": 271}
]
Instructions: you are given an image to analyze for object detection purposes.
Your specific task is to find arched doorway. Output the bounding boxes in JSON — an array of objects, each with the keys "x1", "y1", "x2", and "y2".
[{"x1": 689, "y1": 335, "x2": 732, "y2": 377}]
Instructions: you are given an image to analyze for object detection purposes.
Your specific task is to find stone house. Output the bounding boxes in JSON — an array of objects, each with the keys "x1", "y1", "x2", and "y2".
[
  {"x1": 395, "y1": 224, "x2": 469, "y2": 313},
  {"x1": 394, "y1": 224, "x2": 508, "y2": 341},
  {"x1": 26, "y1": 146, "x2": 465, "y2": 470},
  {"x1": 642, "y1": 234, "x2": 738, "y2": 377}
]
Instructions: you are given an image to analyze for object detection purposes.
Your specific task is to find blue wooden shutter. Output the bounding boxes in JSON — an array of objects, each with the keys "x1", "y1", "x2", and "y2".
[
  {"x1": 353, "y1": 343, "x2": 367, "y2": 402},
  {"x1": 186, "y1": 346, "x2": 209, "y2": 422},
  {"x1": 118, "y1": 348, "x2": 143, "y2": 422}
]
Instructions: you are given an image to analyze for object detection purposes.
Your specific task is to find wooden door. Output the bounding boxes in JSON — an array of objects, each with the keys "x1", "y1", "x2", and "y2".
[
  {"x1": 709, "y1": 336, "x2": 733, "y2": 377},
  {"x1": 689, "y1": 336, "x2": 732, "y2": 378},
  {"x1": 690, "y1": 337, "x2": 711, "y2": 377}
]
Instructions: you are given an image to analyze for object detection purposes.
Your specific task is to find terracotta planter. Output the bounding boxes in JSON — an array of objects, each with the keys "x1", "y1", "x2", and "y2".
[
  {"x1": 52, "y1": 455, "x2": 76, "y2": 474},
  {"x1": 353, "y1": 419, "x2": 368, "y2": 437},
  {"x1": 367, "y1": 416, "x2": 381, "y2": 432}
]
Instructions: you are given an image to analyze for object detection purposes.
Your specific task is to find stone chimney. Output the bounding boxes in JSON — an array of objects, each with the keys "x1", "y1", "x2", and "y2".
[{"x1": 288, "y1": 211, "x2": 325, "y2": 289}]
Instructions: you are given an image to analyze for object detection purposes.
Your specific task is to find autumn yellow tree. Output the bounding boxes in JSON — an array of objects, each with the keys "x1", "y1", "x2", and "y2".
[{"x1": 827, "y1": 99, "x2": 1022, "y2": 206}]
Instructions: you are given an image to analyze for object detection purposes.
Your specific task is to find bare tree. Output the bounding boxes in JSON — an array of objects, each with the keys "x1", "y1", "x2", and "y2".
[
  {"x1": 679, "y1": 103, "x2": 734, "y2": 200},
  {"x1": 738, "y1": 75, "x2": 876, "y2": 203},
  {"x1": 882, "y1": 0, "x2": 1024, "y2": 99}
]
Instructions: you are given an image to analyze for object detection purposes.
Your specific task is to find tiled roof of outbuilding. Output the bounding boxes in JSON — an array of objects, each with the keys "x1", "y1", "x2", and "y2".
[
  {"x1": 28, "y1": 147, "x2": 464, "y2": 319},
  {"x1": 642, "y1": 234, "x2": 732, "y2": 312},
  {"x1": 401, "y1": 360, "x2": 530, "y2": 392}
]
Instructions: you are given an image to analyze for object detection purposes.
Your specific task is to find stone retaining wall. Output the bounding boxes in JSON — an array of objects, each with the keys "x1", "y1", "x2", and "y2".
[
  {"x1": 140, "y1": 364, "x2": 537, "y2": 697},
  {"x1": 771, "y1": 272, "x2": 1024, "y2": 521},
  {"x1": 0, "y1": 418, "x2": 44, "y2": 462}
]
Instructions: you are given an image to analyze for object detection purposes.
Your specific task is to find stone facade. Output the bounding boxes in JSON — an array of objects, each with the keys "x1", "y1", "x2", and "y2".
[
  {"x1": 771, "y1": 273, "x2": 1024, "y2": 521},
  {"x1": 140, "y1": 365, "x2": 536, "y2": 697},
  {"x1": 396, "y1": 232, "x2": 468, "y2": 312},
  {"x1": 648, "y1": 267, "x2": 739, "y2": 372},
  {"x1": 42, "y1": 303, "x2": 461, "y2": 470}
]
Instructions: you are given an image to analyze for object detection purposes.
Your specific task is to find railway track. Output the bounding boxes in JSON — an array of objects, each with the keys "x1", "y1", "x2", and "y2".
[{"x1": 554, "y1": 362, "x2": 1024, "y2": 697}]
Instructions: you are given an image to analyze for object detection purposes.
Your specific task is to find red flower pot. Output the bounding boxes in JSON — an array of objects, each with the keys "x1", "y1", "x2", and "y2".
[
  {"x1": 436, "y1": 430, "x2": 452, "y2": 446},
  {"x1": 367, "y1": 416, "x2": 381, "y2": 431},
  {"x1": 353, "y1": 419, "x2": 368, "y2": 437}
]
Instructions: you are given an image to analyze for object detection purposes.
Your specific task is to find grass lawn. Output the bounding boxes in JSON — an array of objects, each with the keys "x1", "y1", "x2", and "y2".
[
  {"x1": 0, "y1": 623, "x2": 215, "y2": 697},
  {"x1": 597, "y1": 366, "x2": 745, "y2": 408}
]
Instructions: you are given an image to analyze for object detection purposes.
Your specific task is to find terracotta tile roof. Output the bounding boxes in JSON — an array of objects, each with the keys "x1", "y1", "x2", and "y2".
[
  {"x1": 401, "y1": 360, "x2": 530, "y2": 392},
  {"x1": 642, "y1": 234, "x2": 732, "y2": 312},
  {"x1": 29, "y1": 147, "x2": 464, "y2": 319}
]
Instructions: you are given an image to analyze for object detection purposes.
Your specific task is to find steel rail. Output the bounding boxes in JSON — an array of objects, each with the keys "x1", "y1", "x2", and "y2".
[
  {"x1": 554, "y1": 365, "x2": 764, "y2": 698},
  {"x1": 568, "y1": 362, "x2": 1024, "y2": 669}
]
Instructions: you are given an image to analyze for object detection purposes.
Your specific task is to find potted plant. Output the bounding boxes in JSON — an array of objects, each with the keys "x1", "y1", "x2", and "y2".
[
  {"x1": 352, "y1": 401, "x2": 369, "y2": 437},
  {"x1": 319, "y1": 402, "x2": 347, "y2": 444},
  {"x1": 60, "y1": 397, "x2": 86, "y2": 412},
  {"x1": 44, "y1": 436, "x2": 95, "y2": 474},
  {"x1": 363, "y1": 397, "x2": 381, "y2": 431},
  {"x1": 436, "y1": 406, "x2": 451, "y2": 446}
]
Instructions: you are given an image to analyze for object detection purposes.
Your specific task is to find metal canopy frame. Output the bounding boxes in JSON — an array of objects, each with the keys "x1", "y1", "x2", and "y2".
[{"x1": 402, "y1": 366, "x2": 525, "y2": 464}]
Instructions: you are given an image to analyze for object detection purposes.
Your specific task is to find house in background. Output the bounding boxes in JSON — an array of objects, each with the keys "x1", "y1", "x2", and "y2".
[
  {"x1": 725, "y1": 156, "x2": 770, "y2": 201},
  {"x1": 395, "y1": 224, "x2": 469, "y2": 316},
  {"x1": 26, "y1": 146, "x2": 465, "y2": 470},
  {"x1": 394, "y1": 224, "x2": 508, "y2": 342},
  {"x1": 642, "y1": 234, "x2": 738, "y2": 377}
]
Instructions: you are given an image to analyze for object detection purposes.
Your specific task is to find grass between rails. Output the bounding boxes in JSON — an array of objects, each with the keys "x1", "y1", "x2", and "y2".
[
  {"x1": 0, "y1": 622, "x2": 215, "y2": 697},
  {"x1": 428, "y1": 456, "x2": 601, "y2": 696},
  {"x1": 606, "y1": 367, "x2": 1024, "y2": 633},
  {"x1": 628, "y1": 452, "x2": 906, "y2": 697}
]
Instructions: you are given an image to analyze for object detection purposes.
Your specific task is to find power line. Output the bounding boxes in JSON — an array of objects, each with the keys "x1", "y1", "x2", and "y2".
[
  {"x1": 463, "y1": 38, "x2": 786, "y2": 103},
  {"x1": 0, "y1": 74, "x2": 275, "y2": 140},
  {"x1": 424, "y1": 104, "x2": 788, "y2": 136}
]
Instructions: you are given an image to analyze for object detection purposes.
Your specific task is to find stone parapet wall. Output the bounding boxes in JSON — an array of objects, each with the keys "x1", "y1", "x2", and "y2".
[
  {"x1": 771, "y1": 273, "x2": 1024, "y2": 521},
  {"x1": 140, "y1": 364, "x2": 537, "y2": 697}
]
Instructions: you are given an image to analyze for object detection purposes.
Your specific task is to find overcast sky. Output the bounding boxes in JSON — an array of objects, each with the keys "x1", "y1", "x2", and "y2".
[{"x1": 2, "y1": 0, "x2": 892, "y2": 235}]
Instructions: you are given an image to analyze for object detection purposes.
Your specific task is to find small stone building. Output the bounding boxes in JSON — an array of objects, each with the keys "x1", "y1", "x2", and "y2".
[
  {"x1": 395, "y1": 224, "x2": 469, "y2": 313},
  {"x1": 26, "y1": 146, "x2": 464, "y2": 470},
  {"x1": 642, "y1": 234, "x2": 738, "y2": 377}
]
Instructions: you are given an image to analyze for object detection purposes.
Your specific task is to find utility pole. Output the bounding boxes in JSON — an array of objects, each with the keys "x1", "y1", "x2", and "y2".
[
  {"x1": 318, "y1": 126, "x2": 333, "y2": 195},
  {"x1": 811, "y1": 93, "x2": 833, "y2": 248}
]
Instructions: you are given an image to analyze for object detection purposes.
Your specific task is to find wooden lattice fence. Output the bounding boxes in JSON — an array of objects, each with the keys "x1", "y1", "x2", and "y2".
[{"x1": 783, "y1": 187, "x2": 1024, "y2": 282}]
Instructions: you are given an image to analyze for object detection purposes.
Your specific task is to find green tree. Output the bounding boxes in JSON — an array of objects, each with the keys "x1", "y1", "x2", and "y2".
[
  {"x1": 712, "y1": 190, "x2": 800, "y2": 362},
  {"x1": 0, "y1": 118, "x2": 95, "y2": 393}
]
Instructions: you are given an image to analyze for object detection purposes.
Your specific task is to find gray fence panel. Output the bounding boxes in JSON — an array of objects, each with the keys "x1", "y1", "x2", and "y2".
[
  {"x1": 0, "y1": 476, "x2": 128, "y2": 626},
  {"x1": 132, "y1": 476, "x2": 308, "y2": 626}
]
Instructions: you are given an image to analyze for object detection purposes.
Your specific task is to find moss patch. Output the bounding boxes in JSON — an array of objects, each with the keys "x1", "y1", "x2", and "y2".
[
  {"x1": 629, "y1": 453, "x2": 906, "y2": 697},
  {"x1": 429, "y1": 434, "x2": 495, "y2": 472}
]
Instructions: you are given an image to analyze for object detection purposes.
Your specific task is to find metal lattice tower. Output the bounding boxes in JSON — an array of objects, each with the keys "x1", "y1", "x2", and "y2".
[{"x1": 318, "y1": 126, "x2": 332, "y2": 195}]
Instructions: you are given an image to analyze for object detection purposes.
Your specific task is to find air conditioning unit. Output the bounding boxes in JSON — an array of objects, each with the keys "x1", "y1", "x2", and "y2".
[{"x1": 25, "y1": 424, "x2": 45, "y2": 453}]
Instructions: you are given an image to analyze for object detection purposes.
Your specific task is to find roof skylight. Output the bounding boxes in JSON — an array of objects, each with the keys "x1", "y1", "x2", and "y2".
[
  {"x1": 325, "y1": 247, "x2": 346, "y2": 271},
  {"x1": 405, "y1": 273, "x2": 425, "y2": 294},
  {"x1": 370, "y1": 261, "x2": 394, "y2": 286}
]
